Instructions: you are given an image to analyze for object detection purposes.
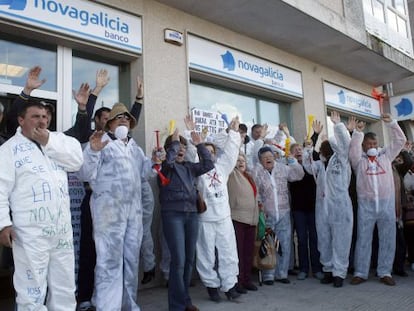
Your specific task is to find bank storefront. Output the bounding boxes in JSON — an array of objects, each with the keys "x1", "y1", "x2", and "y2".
[
  {"x1": 187, "y1": 34, "x2": 303, "y2": 138},
  {"x1": 0, "y1": 0, "x2": 142, "y2": 134}
]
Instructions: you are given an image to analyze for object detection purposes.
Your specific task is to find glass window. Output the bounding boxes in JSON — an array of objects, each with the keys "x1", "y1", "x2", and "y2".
[
  {"x1": 259, "y1": 99, "x2": 289, "y2": 138},
  {"x1": 189, "y1": 82, "x2": 256, "y2": 125},
  {"x1": 392, "y1": 0, "x2": 406, "y2": 14},
  {"x1": 363, "y1": 0, "x2": 374, "y2": 15},
  {"x1": 0, "y1": 36, "x2": 57, "y2": 91},
  {"x1": 397, "y1": 16, "x2": 407, "y2": 37},
  {"x1": 373, "y1": 0, "x2": 385, "y2": 22},
  {"x1": 387, "y1": 9, "x2": 398, "y2": 31},
  {"x1": 189, "y1": 82, "x2": 290, "y2": 138},
  {"x1": 72, "y1": 55, "x2": 120, "y2": 124}
]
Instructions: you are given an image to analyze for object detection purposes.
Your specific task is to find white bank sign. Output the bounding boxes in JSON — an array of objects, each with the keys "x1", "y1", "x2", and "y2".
[
  {"x1": 0, "y1": 0, "x2": 142, "y2": 54},
  {"x1": 188, "y1": 35, "x2": 303, "y2": 98},
  {"x1": 324, "y1": 82, "x2": 380, "y2": 119}
]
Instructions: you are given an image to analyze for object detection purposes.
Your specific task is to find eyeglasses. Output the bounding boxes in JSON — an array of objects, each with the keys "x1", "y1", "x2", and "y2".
[{"x1": 115, "y1": 114, "x2": 131, "y2": 121}]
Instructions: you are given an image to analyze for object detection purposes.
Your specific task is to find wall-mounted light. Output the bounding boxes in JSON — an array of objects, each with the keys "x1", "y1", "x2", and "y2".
[{"x1": 164, "y1": 29, "x2": 183, "y2": 46}]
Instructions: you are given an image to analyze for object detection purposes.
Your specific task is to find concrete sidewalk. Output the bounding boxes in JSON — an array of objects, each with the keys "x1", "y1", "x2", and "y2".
[
  {"x1": 1, "y1": 270, "x2": 414, "y2": 310},
  {"x1": 140, "y1": 270, "x2": 414, "y2": 311}
]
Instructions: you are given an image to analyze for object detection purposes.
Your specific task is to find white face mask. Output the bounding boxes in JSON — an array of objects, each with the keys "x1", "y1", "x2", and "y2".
[
  {"x1": 367, "y1": 148, "x2": 378, "y2": 157},
  {"x1": 319, "y1": 155, "x2": 327, "y2": 162},
  {"x1": 114, "y1": 125, "x2": 129, "y2": 140}
]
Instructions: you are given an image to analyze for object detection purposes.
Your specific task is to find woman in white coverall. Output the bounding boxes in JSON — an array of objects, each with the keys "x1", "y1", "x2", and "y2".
[
  {"x1": 302, "y1": 111, "x2": 353, "y2": 288},
  {"x1": 79, "y1": 103, "x2": 153, "y2": 310},
  {"x1": 0, "y1": 102, "x2": 83, "y2": 310},
  {"x1": 195, "y1": 117, "x2": 241, "y2": 302},
  {"x1": 253, "y1": 146, "x2": 304, "y2": 285},
  {"x1": 349, "y1": 113, "x2": 406, "y2": 286}
]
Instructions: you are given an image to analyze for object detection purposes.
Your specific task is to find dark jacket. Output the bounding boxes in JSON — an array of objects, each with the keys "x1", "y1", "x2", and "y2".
[
  {"x1": 159, "y1": 141, "x2": 214, "y2": 212},
  {"x1": 290, "y1": 168, "x2": 317, "y2": 212}
]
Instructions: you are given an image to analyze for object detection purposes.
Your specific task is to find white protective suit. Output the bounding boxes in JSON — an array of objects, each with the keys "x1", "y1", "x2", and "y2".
[
  {"x1": 196, "y1": 129, "x2": 241, "y2": 292},
  {"x1": 303, "y1": 122, "x2": 353, "y2": 279},
  {"x1": 253, "y1": 156, "x2": 304, "y2": 281},
  {"x1": 140, "y1": 179, "x2": 156, "y2": 272},
  {"x1": 0, "y1": 128, "x2": 83, "y2": 310},
  {"x1": 349, "y1": 120, "x2": 406, "y2": 279},
  {"x1": 79, "y1": 133, "x2": 152, "y2": 311}
]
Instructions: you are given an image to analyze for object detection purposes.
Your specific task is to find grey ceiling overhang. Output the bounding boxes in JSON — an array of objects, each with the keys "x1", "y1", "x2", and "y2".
[{"x1": 157, "y1": 0, "x2": 414, "y2": 86}]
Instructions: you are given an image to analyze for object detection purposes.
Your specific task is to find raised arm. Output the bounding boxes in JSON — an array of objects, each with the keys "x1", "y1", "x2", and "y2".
[
  {"x1": 7, "y1": 66, "x2": 46, "y2": 137},
  {"x1": 87, "y1": 69, "x2": 110, "y2": 118},
  {"x1": 130, "y1": 75, "x2": 144, "y2": 121},
  {"x1": 382, "y1": 113, "x2": 407, "y2": 161},
  {"x1": 349, "y1": 119, "x2": 365, "y2": 170},
  {"x1": 64, "y1": 83, "x2": 91, "y2": 142}
]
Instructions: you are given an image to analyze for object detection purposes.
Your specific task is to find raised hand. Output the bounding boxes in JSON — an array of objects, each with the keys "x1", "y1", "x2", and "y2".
[
  {"x1": 184, "y1": 115, "x2": 195, "y2": 131},
  {"x1": 381, "y1": 113, "x2": 392, "y2": 123},
  {"x1": 280, "y1": 123, "x2": 290, "y2": 136},
  {"x1": 89, "y1": 130, "x2": 109, "y2": 151},
  {"x1": 346, "y1": 116, "x2": 357, "y2": 132},
  {"x1": 73, "y1": 83, "x2": 90, "y2": 111},
  {"x1": 152, "y1": 146, "x2": 166, "y2": 164},
  {"x1": 92, "y1": 69, "x2": 110, "y2": 96},
  {"x1": 23, "y1": 66, "x2": 46, "y2": 95},
  {"x1": 330, "y1": 110, "x2": 341, "y2": 125},
  {"x1": 136, "y1": 76, "x2": 144, "y2": 99},
  {"x1": 312, "y1": 120, "x2": 323, "y2": 134},
  {"x1": 260, "y1": 123, "x2": 269, "y2": 139},
  {"x1": 229, "y1": 116, "x2": 240, "y2": 132},
  {"x1": 191, "y1": 131, "x2": 202, "y2": 145},
  {"x1": 356, "y1": 120, "x2": 365, "y2": 132}
]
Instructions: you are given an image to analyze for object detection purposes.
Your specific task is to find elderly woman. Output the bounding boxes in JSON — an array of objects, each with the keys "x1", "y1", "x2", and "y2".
[{"x1": 228, "y1": 153, "x2": 259, "y2": 293}]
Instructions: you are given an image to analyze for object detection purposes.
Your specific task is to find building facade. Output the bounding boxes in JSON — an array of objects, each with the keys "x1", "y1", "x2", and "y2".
[{"x1": 1, "y1": 0, "x2": 414, "y2": 288}]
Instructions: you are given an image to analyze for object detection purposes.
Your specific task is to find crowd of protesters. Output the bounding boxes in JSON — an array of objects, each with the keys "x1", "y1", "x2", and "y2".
[{"x1": 0, "y1": 66, "x2": 414, "y2": 311}]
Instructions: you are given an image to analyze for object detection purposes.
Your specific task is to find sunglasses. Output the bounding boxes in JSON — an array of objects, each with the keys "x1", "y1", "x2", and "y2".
[{"x1": 115, "y1": 114, "x2": 131, "y2": 121}]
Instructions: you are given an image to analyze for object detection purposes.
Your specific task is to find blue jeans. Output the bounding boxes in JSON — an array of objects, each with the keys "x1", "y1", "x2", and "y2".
[
  {"x1": 293, "y1": 210, "x2": 322, "y2": 274},
  {"x1": 162, "y1": 211, "x2": 199, "y2": 311}
]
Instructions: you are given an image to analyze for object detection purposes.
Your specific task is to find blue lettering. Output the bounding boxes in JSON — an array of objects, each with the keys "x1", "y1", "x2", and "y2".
[
  {"x1": 32, "y1": 182, "x2": 52, "y2": 203},
  {"x1": 105, "y1": 30, "x2": 129, "y2": 43},
  {"x1": 237, "y1": 60, "x2": 283, "y2": 80},
  {"x1": 46, "y1": 0, "x2": 57, "y2": 12},
  {"x1": 34, "y1": 0, "x2": 130, "y2": 34},
  {"x1": 79, "y1": 10, "x2": 88, "y2": 25},
  {"x1": 13, "y1": 143, "x2": 35, "y2": 156},
  {"x1": 58, "y1": 2, "x2": 69, "y2": 15}
]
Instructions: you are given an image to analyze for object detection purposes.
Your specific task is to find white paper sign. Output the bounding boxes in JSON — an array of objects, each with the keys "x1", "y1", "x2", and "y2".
[{"x1": 191, "y1": 108, "x2": 227, "y2": 135}]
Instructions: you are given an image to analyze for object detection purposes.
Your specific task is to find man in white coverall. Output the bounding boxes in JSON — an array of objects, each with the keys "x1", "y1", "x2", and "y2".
[
  {"x1": 253, "y1": 146, "x2": 304, "y2": 285},
  {"x1": 302, "y1": 111, "x2": 353, "y2": 288},
  {"x1": 196, "y1": 117, "x2": 241, "y2": 302},
  {"x1": 349, "y1": 113, "x2": 406, "y2": 286},
  {"x1": 0, "y1": 101, "x2": 83, "y2": 310},
  {"x1": 79, "y1": 103, "x2": 153, "y2": 310}
]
